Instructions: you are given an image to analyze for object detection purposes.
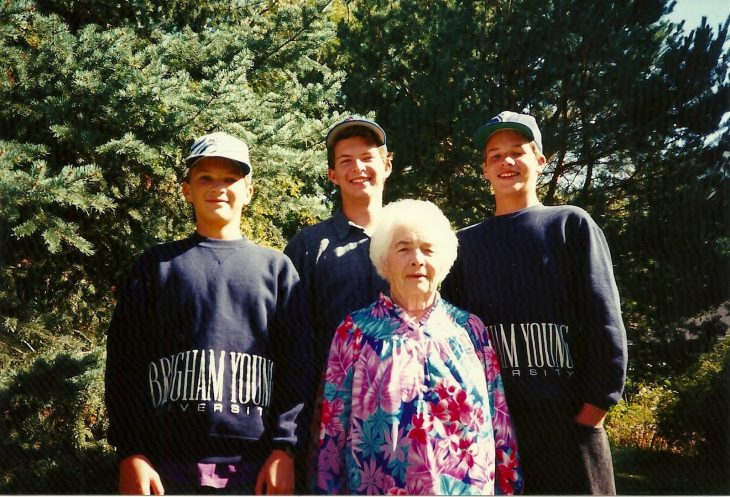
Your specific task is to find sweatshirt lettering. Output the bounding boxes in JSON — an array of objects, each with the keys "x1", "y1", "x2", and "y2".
[
  {"x1": 148, "y1": 348, "x2": 273, "y2": 409},
  {"x1": 489, "y1": 322, "x2": 574, "y2": 375}
]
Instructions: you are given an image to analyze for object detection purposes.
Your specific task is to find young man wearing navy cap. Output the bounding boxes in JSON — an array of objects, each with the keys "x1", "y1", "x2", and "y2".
[
  {"x1": 285, "y1": 116, "x2": 393, "y2": 385},
  {"x1": 284, "y1": 116, "x2": 393, "y2": 491},
  {"x1": 105, "y1": 131, "x2": 311, "y2": 494},
  {"x1": 442, "y1": 111, "x2": 628, "y2": 495}
]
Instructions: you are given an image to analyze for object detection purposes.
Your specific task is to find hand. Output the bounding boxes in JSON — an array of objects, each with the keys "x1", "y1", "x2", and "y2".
[
  {"x1": 574, "y1": 402, "x2": 607, "y2": 427},
  {"x1": 255, "y1": 449, "x2": 294, "y2": 495},
  {"x1": 119, "y1": 454, "x2": 164, "y2": 495}
]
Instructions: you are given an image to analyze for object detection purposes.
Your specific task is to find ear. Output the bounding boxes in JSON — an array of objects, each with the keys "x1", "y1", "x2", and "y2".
[
  {"x1": 537, "y1": 152, "x2": 547, "y2": 173},
  {"x1": 383, "y1": 157, "x2": 393, "y2": 179},
  {"x1": 182, "y1": 181, "x2": 193, "y2": 203},
  {"x1": 242, "y1": 180, "x2": 254, "y2": 205},
  {"x1": 327, "y1": 167, "x2": 339, "y2": 186}
]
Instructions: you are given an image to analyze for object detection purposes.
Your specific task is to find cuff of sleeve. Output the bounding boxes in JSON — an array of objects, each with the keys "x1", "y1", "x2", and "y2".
[
  {"x1": 271, "y1": 441, "x2": 295, "y2": 456},
  {"x1": 113, "y1": 442, "x2": 147, "y2": 463},
  {"x1": 584, "y1": 395, "x2": 619, "y2": 411}
]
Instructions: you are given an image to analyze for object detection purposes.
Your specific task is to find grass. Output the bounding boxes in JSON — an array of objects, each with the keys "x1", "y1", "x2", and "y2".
[{"x1": 613, "y1": 446, "x2": 729, "y2": 495}]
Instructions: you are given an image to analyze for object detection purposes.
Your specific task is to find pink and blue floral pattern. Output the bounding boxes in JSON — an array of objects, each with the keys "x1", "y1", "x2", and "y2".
[{"x1": 316, "y1": 293, "x2": 523, "y2": 495}]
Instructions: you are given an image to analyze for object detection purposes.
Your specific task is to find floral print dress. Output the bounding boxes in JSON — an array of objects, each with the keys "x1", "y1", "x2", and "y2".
[{"x1": 316, "y1": 293, "x2": 523, "y2": 495}]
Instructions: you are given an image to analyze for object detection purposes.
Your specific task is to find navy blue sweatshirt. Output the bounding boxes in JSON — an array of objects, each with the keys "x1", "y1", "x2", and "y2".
[
  {"x1": 441, "y1": 205, "x2": 627, "y2": 415},
  {"x1": 105, "y1": 234, "x2": 311, "y2": 465}
]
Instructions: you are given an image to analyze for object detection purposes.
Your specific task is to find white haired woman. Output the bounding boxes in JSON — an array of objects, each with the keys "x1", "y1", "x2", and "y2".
[{"x1": 315, "y1": 199, "x2": 523, "y2": 495}]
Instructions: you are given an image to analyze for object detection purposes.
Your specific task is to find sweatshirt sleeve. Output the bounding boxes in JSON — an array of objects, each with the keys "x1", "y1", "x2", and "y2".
[
  {"x1": 283, "y1": 232, "x2": 317, "y2": 359},
  {"x1": 574, "y1": 216, "x2": 628, "y2": 410},
  {"x1": 283, "y1": 231, "x2": 308, "y2": 276},
  {"x1": 268, "y1": 257, "x2": 315, "y2": 450},
  {"x1": 104, "y1": 253, "x2": 156, "y2": 461}
]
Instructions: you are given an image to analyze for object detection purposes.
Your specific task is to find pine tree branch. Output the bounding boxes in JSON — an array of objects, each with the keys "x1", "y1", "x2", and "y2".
[{"x1": 250, "y1": 0, "x2": 334, "y2": 72}]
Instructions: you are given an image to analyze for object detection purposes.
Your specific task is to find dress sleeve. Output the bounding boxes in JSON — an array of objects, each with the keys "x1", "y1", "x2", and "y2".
[
  {"x1": 316, "y1": 316, "x2": 359, "y2": 494},
  {"x1": 466, "y1": 314, "x2": 524, "y2": 495}
]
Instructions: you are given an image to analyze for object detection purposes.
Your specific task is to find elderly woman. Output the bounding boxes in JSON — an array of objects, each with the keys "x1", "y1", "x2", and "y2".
[{"x1": 315, "y1": 199, "x2": 523, "y2": 495}]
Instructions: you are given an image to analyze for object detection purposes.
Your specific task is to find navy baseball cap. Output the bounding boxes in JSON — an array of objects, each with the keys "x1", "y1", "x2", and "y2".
[
  {"x1": 185, "y1": 132, "x2": 251, "y2": 175},
  {"x1": 472, "y1": 111, "x2": 543, "y2": 153},
  {"x1": 326, "y1": 115, "x2": 386, "y2": 149}
]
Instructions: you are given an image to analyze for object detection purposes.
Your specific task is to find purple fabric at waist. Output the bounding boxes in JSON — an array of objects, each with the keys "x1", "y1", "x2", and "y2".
[{"x1": 156, "y1": 460, "x2": 261, "y2": 489}]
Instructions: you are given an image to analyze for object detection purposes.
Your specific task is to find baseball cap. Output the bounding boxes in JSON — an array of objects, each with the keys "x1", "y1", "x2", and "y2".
[
  {"x1": 325, "y1": 115, "x2": 386, "y2": 149},
  {"x1": 472, "y1": 111, "x2": 543, "y2": 153},
  {"x1": 185, "y1": 131, "x2": 252, "y2": 175}
]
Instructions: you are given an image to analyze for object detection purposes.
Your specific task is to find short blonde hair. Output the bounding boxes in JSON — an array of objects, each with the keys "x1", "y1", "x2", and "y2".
[{"x1": 369, "y1": 199, "x2": 458, "y2": 285}]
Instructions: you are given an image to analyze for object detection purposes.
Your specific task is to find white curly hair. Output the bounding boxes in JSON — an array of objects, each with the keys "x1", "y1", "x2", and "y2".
[{"x1": 369, "y1": 199, "x2": 458, "y2": 285}]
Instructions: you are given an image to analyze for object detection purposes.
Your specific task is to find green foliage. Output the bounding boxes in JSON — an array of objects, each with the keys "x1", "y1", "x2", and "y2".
[
  {"x1": 605, "y1": 17, "x2": 730, "y2": 346},
  {"x1": 657, "y1": 335, "x2": 730, "y2": 468},
  {"x1": 0, "y1": 4, "x2": 342, "y2": 488},
  {"x1": 608, "y1": 303, "x2": 729, "y2": 455},
  {"x1": 613, "y1": 446, "x2": 730, "y2": 495},
  {"x1": 0, "y1": 153, "x2": 114, "y2": 255},
  {"x1": 629, "y1": 303, "x2": 730, "y2": 381},
  {"x1": 0, "y1": 0, "x2": 728, "y2": 492},
  {"x1": 332, "y1": 0, "x2": 730, "y2": 380},
  {"x1": 606, "y1": 382, "x2": 673, "y2": 450},
  {"x1": 0, "y1": 0, "x2": 341, "y2": 368},
  {"x1": 0, "y1": 344, "x2": 115, "y2": 494},
  {"x1": 608, "y1": 306, "x2": 730, "y2": 490}
]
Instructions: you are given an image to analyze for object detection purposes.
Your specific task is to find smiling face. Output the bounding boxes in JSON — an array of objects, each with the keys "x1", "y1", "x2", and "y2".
[
  {"x1": 382, "y1": 224, "x2": 442, "y2": 312},
  {"x1": 482, "y1": 129, "x2": 546, "y2": 214},
  {"x1": 328, "y1": 135, "x2": 392, "y2": 206},
  {"x1": 182, "y1": 156, "x2": 253, "y2": 239}
]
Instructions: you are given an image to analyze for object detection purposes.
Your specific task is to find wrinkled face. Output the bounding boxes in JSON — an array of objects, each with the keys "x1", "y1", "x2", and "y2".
[
  {"x1": 482, "y1": 129, "x2": 545, "y2": 199},
  {"x1": 182, "y1": 157, "x2": 252, "y2": 232},
  {"x1": 328, "y1": 135, "x2": 391, "y2": 203},
  {"x1": 383, "y1": 224, "x2": 442, "y2": 306}
]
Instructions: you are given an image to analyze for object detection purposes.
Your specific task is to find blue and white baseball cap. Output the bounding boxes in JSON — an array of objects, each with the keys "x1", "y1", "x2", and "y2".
[
  {"x1": 472, "y1": 111, "x2": 543, "y2": 153},
  {"x1": 326, "y1": 115, "x2": 387, "y2": 149},
  {"x1": 185, "y1": 131, "x2": 251, "y2": 175}
]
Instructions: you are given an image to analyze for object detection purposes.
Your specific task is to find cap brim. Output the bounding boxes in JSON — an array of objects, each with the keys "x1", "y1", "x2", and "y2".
[
  {"x1": 326, "y1": 120, "x2": 386, "y2": 148},
  {"x1": 472, "y1": 122, "x2": 535, "y2": 151},
  {"x1": 185, "y1": 154, "x2": 251, "y2": 175}
]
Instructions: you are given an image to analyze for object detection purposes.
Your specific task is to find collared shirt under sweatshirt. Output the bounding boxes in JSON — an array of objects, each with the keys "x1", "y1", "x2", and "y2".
[
  {"x1": 284, "y1": 210, "x2": 389, "y2": 377},
  {"x1": 316, "y1": 293, "x2": 523, "y2": 495}
]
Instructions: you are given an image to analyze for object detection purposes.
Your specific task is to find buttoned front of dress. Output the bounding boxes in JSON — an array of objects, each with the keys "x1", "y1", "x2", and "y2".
[{"x1": 317, "y1": 293, "x2": 523, "y2": 495}]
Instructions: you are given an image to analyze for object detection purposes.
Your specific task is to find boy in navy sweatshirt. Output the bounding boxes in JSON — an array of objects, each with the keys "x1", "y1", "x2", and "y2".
[
  {"x1": 442, "y1": 112, "x2": 628, "y2": 495},
  {"x1": 105, "y1": 132, "x2": 310, "y2": 494}
]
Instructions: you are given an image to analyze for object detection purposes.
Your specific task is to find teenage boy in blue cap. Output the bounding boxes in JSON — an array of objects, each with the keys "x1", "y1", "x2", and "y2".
[
  {"x1": 285, "y1": 115, "x2": 392, "y2": 384},
  {"x1": 442, "y1": 111, "x2": 628, "y2": 495},
  {"x1": 284, "y1": 115, "x2": 393, "y2": 491},
  {"x1": 105, "y1": 131, "x2": 311, "y2": 494}
]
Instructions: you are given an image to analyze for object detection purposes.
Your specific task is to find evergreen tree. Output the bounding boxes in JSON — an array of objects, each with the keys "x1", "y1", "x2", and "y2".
[
  {"x1": 0, "y1": 0, "x2": 341, "y2": 365},
  {"x1": 332, "y1": 0, "x2": 729, "y2": 379},
  {"x1": 1, "y1": 0, "x2": 728, "y2": 490},
  {"x1": 608, "y1": 17, "x2": 730, "y2": 375},
  {"x1": 0, "y1": 2, "x2": 342, "y2": 490}
]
